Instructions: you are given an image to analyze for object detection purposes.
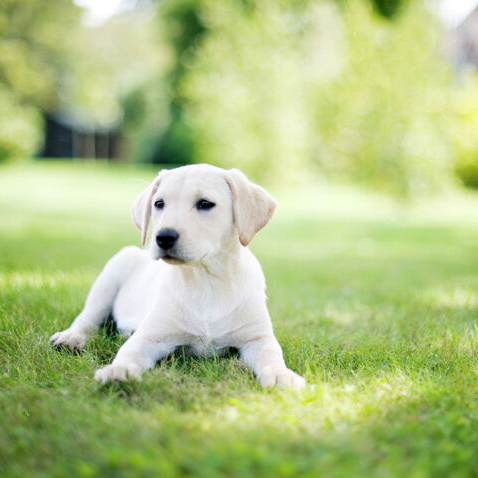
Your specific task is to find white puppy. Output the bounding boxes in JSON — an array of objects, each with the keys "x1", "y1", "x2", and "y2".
[{"x1": 50, "y1": 164, "x2": 305, "y2": 390}]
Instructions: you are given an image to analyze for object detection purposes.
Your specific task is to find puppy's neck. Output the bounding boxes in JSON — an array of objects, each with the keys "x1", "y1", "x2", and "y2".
[
  {"x1": 176, "y1": 238, "x2": 244, "y2": 283},
  {"x1": 171, "y1": 241, "x2": 246, "y2": 320}
]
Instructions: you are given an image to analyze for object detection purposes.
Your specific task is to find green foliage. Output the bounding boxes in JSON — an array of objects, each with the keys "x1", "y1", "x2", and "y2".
[
  {"x1": 315, "y1": 1, "x2": 455, "y2": 196},
  {"x1": 65, "y1": 12, "x2": 165, "y2": 133},
  {"x1": 454, "y1": 76, "x2": 478, "y2": 189},
  {"x1": 178, "y1": 0, "x2": 343, "y2": 180},
  {"x1": 0, "y1": 0, "x2": 81, "y2": 161},
  {"x1": 2, "y1": 162, "x2": 478, "y2": 476},
  {"x1": 370, "y1": 0, "x2": 405, "y2": 18},
  {"x1": 0, "y1": 84, "x2": 43, "y2": 160},
  {"x1": 456, "y1": 157, "x2": 478, "y2": 189},
  {"x1": 0, "y1": 0, "x2": 473, "y2": 195},
  {"x1": 124, "y1": 0, "x2": 208, "y2": 165},
  {"x1": 0, "y1": 0, "x2": 163, "y2": 162},
  {"x1": 154, "y1": 0, "x2": 455, "y2": 194}
]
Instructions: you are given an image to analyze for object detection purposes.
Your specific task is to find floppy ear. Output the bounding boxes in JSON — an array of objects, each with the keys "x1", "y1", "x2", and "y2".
[
  {"x1": 131, "y1": 173, "x2": 163, "y2": 247},
  {"x1": 225, "y1": 169, "x2": 277, "y2": 246}
]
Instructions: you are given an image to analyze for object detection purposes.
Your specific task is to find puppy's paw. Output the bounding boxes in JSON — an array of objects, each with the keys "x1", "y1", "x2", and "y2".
[
  {"x1": 50, "y1": 329, "x2": 86, "y2": 352},
  {"x1": 260, "y1": 367, "x2": 306, "y2": 391},
  {"x1": 94, "y1": 363, "x2": 143, "y2": 384}
]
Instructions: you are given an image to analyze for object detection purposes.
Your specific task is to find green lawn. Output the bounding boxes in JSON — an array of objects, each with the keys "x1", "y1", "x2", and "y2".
[{"x1": 2, "y1": 161, "x2": 478, "y2": 477}]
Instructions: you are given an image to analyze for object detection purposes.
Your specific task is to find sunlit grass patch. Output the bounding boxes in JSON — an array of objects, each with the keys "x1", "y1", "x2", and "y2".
[
  {"x1": 0, "y1": 270, "x2": 93, "y2": 291},
  {"x1": 420, "y1": 286, "x2": 478, "y2": 310}
]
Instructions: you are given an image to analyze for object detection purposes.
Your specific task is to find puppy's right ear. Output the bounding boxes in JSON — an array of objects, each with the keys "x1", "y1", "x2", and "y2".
[{"x1": 131, "y1": 173, "x2": 163, "y2": 247}]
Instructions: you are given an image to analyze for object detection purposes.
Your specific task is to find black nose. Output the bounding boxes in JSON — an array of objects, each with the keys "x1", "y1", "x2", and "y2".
[{"x1": 156, "y1": 228, "x2": 179, "y2": 250}]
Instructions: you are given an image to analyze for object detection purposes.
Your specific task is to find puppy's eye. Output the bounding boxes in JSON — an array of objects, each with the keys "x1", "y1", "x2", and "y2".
[
  {"x1": 196, "y1": 199, "x2": 215, "y2": 210},
  {"x1": 154, "y1": 199, "x2": 164, "y2": 209}
]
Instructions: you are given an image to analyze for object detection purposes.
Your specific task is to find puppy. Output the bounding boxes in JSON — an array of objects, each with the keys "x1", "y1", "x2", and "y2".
[{"x1": 50, "y1": 164, "x2": 305, "y2": 390}]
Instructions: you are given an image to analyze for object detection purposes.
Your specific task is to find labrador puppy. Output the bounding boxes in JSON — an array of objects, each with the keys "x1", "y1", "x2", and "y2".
[{"x1": 50, "y1": 164, "x2": 305, "y2": 390}]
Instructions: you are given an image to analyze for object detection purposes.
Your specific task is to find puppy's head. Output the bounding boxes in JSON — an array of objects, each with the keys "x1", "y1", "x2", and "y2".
[{"x1": 131, "y1": 164, "x2": 276, "y2": 264}]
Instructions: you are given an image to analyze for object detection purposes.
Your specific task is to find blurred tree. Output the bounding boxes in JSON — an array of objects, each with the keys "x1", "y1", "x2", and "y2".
[
  {"x1": 370, "y1": 0, "x2": 404, "y2": 18},
  {"x1": 314, "y1": 1, "x2": 455, "y2": 196},
  {"x1": 454, "y1": 76, "x2": 478, "y2": 189},
  {"x1": 0, "y1": 0, "x2": 464, "y2": 197},
  {"x1": 65, "y1": 7, "x2": 165, "y2": 154},
  {"x1": 0, "y1": 0, "x2": 82, "y2": 160},
  {"x1": 0, "y1": 0, "x2": 163, "y2": 162},
  {"x1": 156, "y1": 0, "x2": 456, "y2": 194},
  {"x1": 138, "y1": 0, "x2": 408, "y2": 168},
  {"x1": 173, "y1": 0, "x2": 346, "y2": 180},
  {"x1": 132, "y1": 0, "x2": 207, "y2": 164}
]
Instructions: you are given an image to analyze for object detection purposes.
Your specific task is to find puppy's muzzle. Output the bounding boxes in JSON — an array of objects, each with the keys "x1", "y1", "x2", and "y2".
[{"x1": 156, "y1": 228, "x2": 179, "y2": 250}]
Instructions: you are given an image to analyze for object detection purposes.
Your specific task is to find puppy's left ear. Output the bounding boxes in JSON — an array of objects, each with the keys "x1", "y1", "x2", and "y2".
[
  {"x1": 225, "y1": 169, "x2": 277, "y2": 246},
  {"x1": 131, "y1": 172, "x2": 163, "y2": 247}
]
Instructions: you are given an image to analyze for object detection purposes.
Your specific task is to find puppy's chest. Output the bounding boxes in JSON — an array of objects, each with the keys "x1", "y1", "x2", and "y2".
[
  {"x1": 168, "y1": 277, "x2": 245, "y2": 351},
  {"x1": 180, "y1": 284, "x2": 238, "y2": 325},
  {"x1": 178, "y1": 303, "x2": 239, "y2": 352},
  {"x1": 181, "y1": 310, "x2": 234, "y2": 343}
]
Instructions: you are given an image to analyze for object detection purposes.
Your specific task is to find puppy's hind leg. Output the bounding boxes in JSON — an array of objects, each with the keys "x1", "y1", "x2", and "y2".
[{"x1": 50, "y1": 246, "x2": 143, "y2": 352}]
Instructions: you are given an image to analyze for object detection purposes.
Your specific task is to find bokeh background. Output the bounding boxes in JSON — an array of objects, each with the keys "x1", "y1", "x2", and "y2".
[
  {"x1": 3, "y1": 2, "x2": 478, "y2": 477},
  {"x1": 2, "y1": 0, "x2": 478, "y2": 196}
]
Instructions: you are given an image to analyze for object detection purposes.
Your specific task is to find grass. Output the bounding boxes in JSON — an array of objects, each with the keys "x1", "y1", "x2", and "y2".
[{"x1": 1, "y1": 160, "x2": 478, "y2": 477}]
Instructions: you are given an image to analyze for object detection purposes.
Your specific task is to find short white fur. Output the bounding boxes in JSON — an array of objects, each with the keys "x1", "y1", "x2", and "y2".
[{"x1": 50, "y1": 164, "x2": 305, "y2": 390}]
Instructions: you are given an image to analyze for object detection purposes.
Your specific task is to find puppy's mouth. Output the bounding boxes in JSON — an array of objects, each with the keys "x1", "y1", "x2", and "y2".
[{"x1": 161, "y1": 254, "x2": 187, "y2": 265}]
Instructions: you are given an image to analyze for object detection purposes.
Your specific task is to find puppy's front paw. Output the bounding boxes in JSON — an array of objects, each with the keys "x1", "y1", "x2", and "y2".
[
  {"x1": 260, "y1": 367, "x2": 306, "y2": 391},
  {"x1": 50, "y1": 329, "x2": 86, "y2": 352},
  {"x1": 94, "y1": 363, "x2": 143, "y2": 384}
]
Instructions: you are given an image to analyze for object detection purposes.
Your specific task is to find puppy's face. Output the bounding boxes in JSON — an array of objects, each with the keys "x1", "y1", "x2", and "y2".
[
  {"x1": 131, "y1": 164, "x2": 277, "y2": 265},
  {"x1": 149, "y1": 166, "x2": 234, "y2": 264}
]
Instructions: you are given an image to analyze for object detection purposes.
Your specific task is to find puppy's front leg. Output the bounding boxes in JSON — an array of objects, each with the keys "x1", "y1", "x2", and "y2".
[
  {"x1": 94, "y1": 325, "x2": 176, "y2": 383},
  {"x1": 241, "y1": 336, "x2": 305, "y2": 391},
  {"x1": 51, "y1": 246, "x2": 142, "y2": 351},
  {"x1": 236, "y1": 300, "x2": 305, "y2": 390}
]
